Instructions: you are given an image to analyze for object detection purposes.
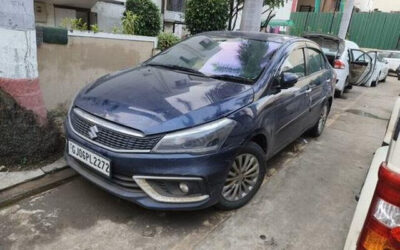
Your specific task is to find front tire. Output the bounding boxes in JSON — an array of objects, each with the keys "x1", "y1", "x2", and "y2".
[
  {"x1": 216, "y1": 142, "x2": 266, "y2": 210},
  {"x1": 308, "y1": 102, "x2": 329, "y2": 137}
]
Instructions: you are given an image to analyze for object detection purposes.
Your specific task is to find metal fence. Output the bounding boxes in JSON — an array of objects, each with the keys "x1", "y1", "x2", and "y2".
[{"x1": 289, "y1": 12, "x2": 400, "y2": 50}]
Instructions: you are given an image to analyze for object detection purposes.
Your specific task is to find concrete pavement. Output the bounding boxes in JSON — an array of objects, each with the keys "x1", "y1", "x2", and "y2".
[{"x1": 0, "y1": 77, "x2": 399, "y2": 250}]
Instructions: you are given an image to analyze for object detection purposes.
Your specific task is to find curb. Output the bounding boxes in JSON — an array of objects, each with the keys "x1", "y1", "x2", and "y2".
[
  {"x1": 0, "y1": 158, "x2": 68, "y2": 191},
  {"x1": 0, "y1": 158, "x2": 77, "y2": 207}
]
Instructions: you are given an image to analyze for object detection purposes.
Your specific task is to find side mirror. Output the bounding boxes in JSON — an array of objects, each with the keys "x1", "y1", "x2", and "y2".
[{"x1": 280, "y1": 72, "x2": 298, "y2": 89}]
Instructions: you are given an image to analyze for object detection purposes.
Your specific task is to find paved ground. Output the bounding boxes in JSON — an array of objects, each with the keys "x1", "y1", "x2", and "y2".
[{"x1": 1, "y1": 77, "x2": 399, "y2": 250}]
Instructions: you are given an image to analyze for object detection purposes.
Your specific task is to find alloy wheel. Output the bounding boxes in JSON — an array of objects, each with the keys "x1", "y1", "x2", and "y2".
[
  {"x1": 318, "y1": 105, "x2": 328, "y2": 134},
  {"x1": 222, "y1": 153, "x2": 260, "y2": 201}
]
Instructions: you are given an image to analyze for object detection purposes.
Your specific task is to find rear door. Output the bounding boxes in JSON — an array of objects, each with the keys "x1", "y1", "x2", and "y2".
[
  {"x1": 271, "y1": 45, "x2": 311, "y2": 153},
  {"x1": 349, "y1": 49, "x2": 373, "y2": 85},
  {"x1": 304, "y1": 46, "x2": 332, "y2": 125}
]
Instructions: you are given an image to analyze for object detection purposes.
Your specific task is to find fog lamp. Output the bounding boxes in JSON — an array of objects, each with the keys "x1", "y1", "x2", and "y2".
[{"x1": 179, "y1": 183, "x2": 189, "y2": 194}]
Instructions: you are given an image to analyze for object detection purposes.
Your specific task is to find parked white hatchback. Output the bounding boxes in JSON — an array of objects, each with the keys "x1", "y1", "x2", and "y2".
[{"x1": 344, "y1": 97, "x2": 400, "y2": 249}]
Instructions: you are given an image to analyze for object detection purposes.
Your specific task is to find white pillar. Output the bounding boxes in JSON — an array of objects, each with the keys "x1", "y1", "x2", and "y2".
[
  {"x1": 338, "y1": 0, "x2": 354, "y2": 39},
  {"x1": 240, "y1": 0, "x2": 264, "y2": 32},
  {"x1": 0, "y1": 0, "x2": 47, "y2": 123}
]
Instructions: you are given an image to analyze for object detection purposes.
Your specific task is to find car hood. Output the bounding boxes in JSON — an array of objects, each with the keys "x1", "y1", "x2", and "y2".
[{"x1": 74, "y1": 66, "x2": 254, "y2": 135}]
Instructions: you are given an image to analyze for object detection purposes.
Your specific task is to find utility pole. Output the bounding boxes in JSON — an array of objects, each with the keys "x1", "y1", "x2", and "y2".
[
  {"x1": 240, "y1": 0, "x2": 264, "y2": 31},
  {"x1": 338, "y1": 0, "x2": 354, "y2": 39}
]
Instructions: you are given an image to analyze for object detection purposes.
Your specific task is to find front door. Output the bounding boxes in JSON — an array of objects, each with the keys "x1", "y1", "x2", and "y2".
[{"x1": 272, "y1": 47, "x2": 310, "y2": 153}]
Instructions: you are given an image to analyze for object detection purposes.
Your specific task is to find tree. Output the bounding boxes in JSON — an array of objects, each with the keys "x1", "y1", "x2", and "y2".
[
  {"x1": 125, "y1": 0, "x2": 161, "y2": 36},
  {"x1": 185, "y1": 0, "x2": 230, "y2": 35},
  {"x1": 228, "y1": 0, "x2": 286, "y2": 31}
]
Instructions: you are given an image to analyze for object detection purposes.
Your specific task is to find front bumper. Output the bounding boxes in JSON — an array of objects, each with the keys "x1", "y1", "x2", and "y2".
[{"x1": 65, "y1": 123, "x2": 237, "y2": 210}]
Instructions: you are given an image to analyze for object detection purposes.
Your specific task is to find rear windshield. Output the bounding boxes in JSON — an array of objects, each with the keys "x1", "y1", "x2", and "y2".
[{"x1": 306, "y1": 37, "x2": 343, "y2": 57}]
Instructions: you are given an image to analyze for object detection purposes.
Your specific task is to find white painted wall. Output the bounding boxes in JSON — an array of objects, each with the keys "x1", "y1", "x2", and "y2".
[
  {"x1": 354, "y1": 0, "x2": 373, "y2": 11},
  {"x1": 372, "y1": 0, "x2": 400, "y2": 12},
  {"x1": 91, "y1": 1, "x2": 125, "y2": 32},
  {"x1": 270, "y1": 0, "x2": 293, "y2": 21}
]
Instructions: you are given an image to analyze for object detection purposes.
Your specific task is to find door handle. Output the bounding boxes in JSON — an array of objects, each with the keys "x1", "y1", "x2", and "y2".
[{"x1": 305, "y1": 88, "x2": 312, "y2": 93}]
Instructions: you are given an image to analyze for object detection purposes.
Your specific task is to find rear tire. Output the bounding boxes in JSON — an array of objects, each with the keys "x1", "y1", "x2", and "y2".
[
  {"x1": 308, "y1": 102, "x2": 329, "y2": 137},
  {"x1": 372, "y1": 72, "x2": 380, "y2": 87},
  {"x1": 334, "y1": 88, "x2": 343, "y2": 98},
  {"x1": 216, "y1": 142, "x2": 266, "y2": 210}
]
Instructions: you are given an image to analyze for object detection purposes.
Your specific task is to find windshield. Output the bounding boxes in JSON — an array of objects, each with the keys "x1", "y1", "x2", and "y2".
[
  {"x1": 146, "y1": 35, "x2": 282, "y2": 82},
  {"x1": 390, "y1": 52, "x2": 400, "y2": 59},
  {"x1": 306, "y1": 37, "x2": 342, "y2": 57}
]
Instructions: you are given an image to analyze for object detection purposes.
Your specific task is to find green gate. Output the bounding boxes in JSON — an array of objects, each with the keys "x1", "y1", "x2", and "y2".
[{"x1": 289, "y1": 12, "x2": 400, "y2": 50}]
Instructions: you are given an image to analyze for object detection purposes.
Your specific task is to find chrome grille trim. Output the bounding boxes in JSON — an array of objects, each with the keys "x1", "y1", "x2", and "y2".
[
  {"x1": 73, "y1": 108, "x2": 144, "y2": 137},
  {"x1": 69, "y1": 108, "x2": 161, "y2": 153}
]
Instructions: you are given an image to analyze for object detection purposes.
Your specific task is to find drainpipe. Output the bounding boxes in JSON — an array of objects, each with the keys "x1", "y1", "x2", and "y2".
[
  {"x1": 0, "y1": 0, "x2": 47, "y2": 124},
  {"x1": 314, "y1": 0, "x2": 321, "y2": 12}
]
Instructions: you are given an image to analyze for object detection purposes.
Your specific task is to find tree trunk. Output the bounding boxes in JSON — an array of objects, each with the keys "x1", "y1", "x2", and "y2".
[
  {"x1": 338, "y1": 0, "x2": 354, "y2": 39},
  {"x1": 240, "y1": 0, "x2": 264, "y2": 31}
]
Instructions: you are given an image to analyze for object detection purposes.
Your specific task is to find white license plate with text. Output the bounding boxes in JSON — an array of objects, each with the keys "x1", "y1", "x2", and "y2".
[{"x1": 68, "y1": 141, "x2": 110, "y2": 176}]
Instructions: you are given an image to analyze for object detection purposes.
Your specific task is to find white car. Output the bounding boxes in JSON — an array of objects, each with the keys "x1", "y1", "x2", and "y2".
[
  {"x1": 344, "y1": 97, "x2": 400, "y2": 249},
  {"x1": 376, "y1": 53, "x2": 390, "y2": 82},
  {"x1": 304, "y1": 34, "x2": 375, "y2": 96},
  {"x1": 363, "y1": 51, "x2": 390, "y2": 87},
  {"x1": 380, "y1": 50, "x2": 400, "y2": 75}
]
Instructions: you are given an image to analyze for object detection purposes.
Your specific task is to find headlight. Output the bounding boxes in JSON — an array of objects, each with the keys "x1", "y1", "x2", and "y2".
[{"x1": 152, "y1": 118, "x2": 236, "y2": 154}]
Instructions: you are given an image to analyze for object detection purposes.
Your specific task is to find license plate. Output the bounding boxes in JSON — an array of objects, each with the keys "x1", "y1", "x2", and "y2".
[{"x1": 68, "y1": 141, "x2": 111, "y2": 176}]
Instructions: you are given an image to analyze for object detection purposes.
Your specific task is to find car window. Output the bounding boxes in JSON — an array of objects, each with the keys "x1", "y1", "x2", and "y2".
[
  {"x1": 306, "y1": 48, "x2": 325, "y2": 74},
  {"x1": 280, "y1": 49, "x2": 306, "y2": 78},
  {"x1": 352, "y1": 50, "x2": 366, "y2": 62},
  {"x1": 390, "y1": 52, "x2": 400, "y2": 59}
]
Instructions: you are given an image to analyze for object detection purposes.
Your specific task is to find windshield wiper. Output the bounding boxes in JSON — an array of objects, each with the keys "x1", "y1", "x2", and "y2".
[
  {"x1": 208, "y1": 74, "x2": 254, "y2": 84},
  {"x1": 145, "y1": 63, "x2": 205, "y2": 76}
]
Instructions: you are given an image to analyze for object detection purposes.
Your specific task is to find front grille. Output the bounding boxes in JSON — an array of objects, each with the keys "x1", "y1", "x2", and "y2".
[{"x1": 70, "y1": 108, "x2": 162, "y2": 151}]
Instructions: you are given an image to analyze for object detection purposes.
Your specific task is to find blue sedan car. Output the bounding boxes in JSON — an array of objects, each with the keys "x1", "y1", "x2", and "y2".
[{"x1": 65, "y1": 31, "x2": 335, "y2": 210}]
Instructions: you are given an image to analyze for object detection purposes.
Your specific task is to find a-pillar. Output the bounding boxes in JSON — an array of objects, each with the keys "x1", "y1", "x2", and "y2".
[{"x1": 0, "y1": 0, "x2": 47, "y2": 124}]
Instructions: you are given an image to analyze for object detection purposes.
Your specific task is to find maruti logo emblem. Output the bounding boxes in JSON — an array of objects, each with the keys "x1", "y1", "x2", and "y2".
[{"x1": 88, "y1": 125, "x2": 99, "y2": 140}]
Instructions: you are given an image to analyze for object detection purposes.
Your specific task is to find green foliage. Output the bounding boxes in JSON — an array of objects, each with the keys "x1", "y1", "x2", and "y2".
[
  {"x1": 122, "y1": 11, "x2": 138, "y2": 35},
  {"x1": 157, "y1": 32, "x2": 180, "y2": 51},
  {"x1": 112, "y1": 25, "x2": 121, "y2": 34},
  {"x1": 125, "y1": 0, "x2": 161, "y2": 36},
  {"x1": 185, "y1": 0, "x2": 230, "y2": 34},
  {"x1": 60, "y1": 18, "x2": 88, "y2": 31},
  {"x1": 90, "y1": 24, "x2": 100, "y2": 33}
]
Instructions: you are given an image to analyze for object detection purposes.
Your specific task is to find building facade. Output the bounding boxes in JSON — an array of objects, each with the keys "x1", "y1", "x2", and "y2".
[{"x1": 33, "y1": 0, "x2": 186, "y2": 36}]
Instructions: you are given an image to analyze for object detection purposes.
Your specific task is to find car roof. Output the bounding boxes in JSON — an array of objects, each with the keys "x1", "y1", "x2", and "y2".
[{"x1": 200, "y1": 31, "x2": 300, "y2": 44}]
